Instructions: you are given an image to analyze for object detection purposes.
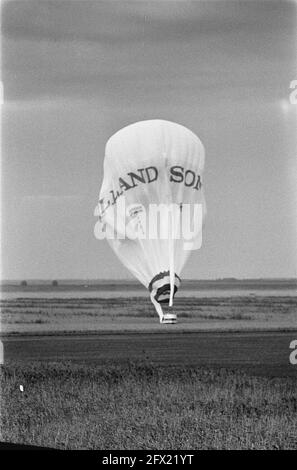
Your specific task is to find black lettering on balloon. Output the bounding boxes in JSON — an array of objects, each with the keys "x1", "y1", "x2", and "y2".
[
  {"x1": 184, "y1": 170, "x2": 196, "y2": 187},
  {"x1": 110, "y1": 189, "x2": 123, "y2": 205},
  {"x1": 97, "y1": 197, "x2": 111, "y2": 219},
  {"x1": 194, "y1": 175, "x2": 202, "y2": 190},
  {"x1": 145, "y1": 166, "x2": 158, "y2": 183},
  {"x1": 127, "y1": 168, "x2": 146, "y2": 188},
  {"x1": 170, "y1": 166, "x2": 184, "y2": 183},
  {"x1": 118, "y1": 178, "x2": 132, "y2": 191}
]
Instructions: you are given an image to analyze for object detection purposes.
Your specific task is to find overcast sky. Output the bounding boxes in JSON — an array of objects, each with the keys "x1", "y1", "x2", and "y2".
[{"x1": 2, "y1": 0, "x2": 297, "y2": 280}]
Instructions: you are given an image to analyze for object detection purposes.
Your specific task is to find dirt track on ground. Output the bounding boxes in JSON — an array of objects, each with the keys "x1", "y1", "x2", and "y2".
[{"x1": 2, "y1": 329, "x2": 297, "y2": 377}]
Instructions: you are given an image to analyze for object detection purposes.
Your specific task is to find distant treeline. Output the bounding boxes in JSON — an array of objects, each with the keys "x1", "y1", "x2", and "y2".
[{"x1": 0, "y1": 278, "x2": 296, "y2": 292}]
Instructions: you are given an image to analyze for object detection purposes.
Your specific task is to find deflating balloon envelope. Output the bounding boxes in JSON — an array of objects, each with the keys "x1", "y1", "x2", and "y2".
[{"x1": 94, "y1": 120, "x2": 206, "y2": 323}]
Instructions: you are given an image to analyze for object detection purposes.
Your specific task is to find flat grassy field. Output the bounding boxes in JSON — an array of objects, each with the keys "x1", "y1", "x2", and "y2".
[
  {"x1": 1, "y1": 361, "x2": 296, "y2": 450},
  {"x1": 1, "y1": 295, "x2": 297, "y2": 333}
]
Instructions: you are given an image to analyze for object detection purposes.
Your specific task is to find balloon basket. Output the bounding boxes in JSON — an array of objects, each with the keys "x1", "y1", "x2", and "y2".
[{"x1": 161, "y1": 313, "x2": 177, "y2": 324}]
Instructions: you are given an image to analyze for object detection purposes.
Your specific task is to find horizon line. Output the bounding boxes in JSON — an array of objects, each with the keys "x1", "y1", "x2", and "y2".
[{"x1": 1, "y1": 277, "x2": 296, "y2": 283}]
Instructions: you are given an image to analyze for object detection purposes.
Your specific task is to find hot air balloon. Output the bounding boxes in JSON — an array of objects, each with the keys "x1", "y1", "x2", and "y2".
[{"x1": 94, "y1": 120, "x2": 206, "y2": 323}]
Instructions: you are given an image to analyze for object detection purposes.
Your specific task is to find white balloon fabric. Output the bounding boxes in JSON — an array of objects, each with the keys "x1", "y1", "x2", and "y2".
[{"x1": 94, "y1": 120, "x2": 206, "y2": 322}]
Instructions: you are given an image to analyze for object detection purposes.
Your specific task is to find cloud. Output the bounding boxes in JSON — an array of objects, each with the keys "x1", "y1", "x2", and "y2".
[
  {"x1": 2, "y1": 0, "x2": 296, "y2": 102},
  {"x1": 2, "y1": 0, "x2": 252, "y2": 44},
  {"x1": 3, "y1": 0, "x2": 296, "y2": 46}
]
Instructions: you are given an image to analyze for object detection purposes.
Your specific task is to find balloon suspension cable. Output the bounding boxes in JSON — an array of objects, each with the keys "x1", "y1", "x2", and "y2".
[
  {"x1": 164, "y1": 149, "x2": 175, "y2": 309},
  {"x1": 169, "y1": 210, "x2": 175, "y2": 307},
  {"x1": 150, "y1": 292, "x2": 164, "y2": 322}
]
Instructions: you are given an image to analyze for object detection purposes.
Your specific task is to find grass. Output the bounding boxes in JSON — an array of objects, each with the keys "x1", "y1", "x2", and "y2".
[
  {"x1": 1, "y1": 296, "x2": 297, "y2": 331},
  {"x1": 1, "y1": 361, "x2": 296, "y2": 450}
]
